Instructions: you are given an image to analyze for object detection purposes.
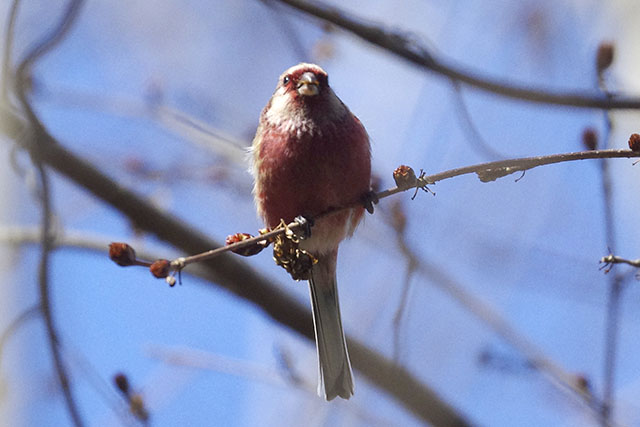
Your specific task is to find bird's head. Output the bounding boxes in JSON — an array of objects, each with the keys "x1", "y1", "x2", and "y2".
[
  {"x1": 263, "y1": 63, "x2": 346, "y2": 128},
  {"x1": 278, "y1": 63, "x2": 328, "y2": 99}
]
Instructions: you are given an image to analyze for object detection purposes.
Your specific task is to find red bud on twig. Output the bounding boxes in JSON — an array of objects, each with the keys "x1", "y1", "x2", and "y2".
[
  {"x1": 109, "y1": 243, "x2": 137, "y2": 266},
  {"x1": 628, "y1": 133, "x2": 640, "y2": 152}
]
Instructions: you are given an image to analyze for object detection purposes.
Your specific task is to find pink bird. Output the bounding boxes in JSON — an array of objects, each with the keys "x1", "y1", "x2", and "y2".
[{"x1": 251, "y1": 63, "x2": 371, "y2": 400}]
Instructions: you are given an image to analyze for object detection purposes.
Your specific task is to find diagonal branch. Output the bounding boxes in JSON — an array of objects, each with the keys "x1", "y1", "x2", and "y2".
[
  {"x1": 11, "y1": 0, "x2": 86, "y2": 426},
  {"x1": 1, "y1": 0, "x2": 21, "y2": 102},
  {"x1": 33, "y1": 161, "x2": 85, "y2": 427},
  {"x1": 274, "y1": 0, "x2": 640, "y2": 110},
  {"x1": 1, "y1": 115, "x2": 470, "y2": 426}
]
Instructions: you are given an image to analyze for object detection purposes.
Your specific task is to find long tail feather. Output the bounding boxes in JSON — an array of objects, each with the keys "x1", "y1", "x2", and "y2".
[{"x1": 308, "y1": 251, "x2": 354, "y2": 400}]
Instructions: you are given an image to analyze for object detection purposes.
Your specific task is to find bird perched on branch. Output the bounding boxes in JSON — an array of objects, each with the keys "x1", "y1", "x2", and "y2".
[{"x1": 251, "y1": 63, "x2": 371, "y2": 400}]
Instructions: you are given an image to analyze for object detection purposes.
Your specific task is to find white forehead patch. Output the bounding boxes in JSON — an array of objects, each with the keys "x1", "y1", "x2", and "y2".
[{"x1": 283, "y1": 62, "x2": 327, "y2": 77}]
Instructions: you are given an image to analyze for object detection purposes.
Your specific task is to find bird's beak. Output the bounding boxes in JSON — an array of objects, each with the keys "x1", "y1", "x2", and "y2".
[{"x1": 297, "y1": 72, "x2": 319, "y2": 96}]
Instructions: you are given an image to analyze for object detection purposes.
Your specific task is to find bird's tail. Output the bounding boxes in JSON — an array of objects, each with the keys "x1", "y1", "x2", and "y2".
[{"x1": 308, "y1": 250, "x2": 354, "y2": 400}]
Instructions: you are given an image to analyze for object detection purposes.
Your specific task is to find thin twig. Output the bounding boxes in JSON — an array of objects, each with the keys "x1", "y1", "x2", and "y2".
[
  {"x1": 600, "y1": 255, "x2": 640, "y2": 270},
  {"x1": 34, "y1": 161, "x2": 85, "y2": 427},
  {"x1": 450, "y1": 79, "x2": 507, "y2": 160},
  {"x1": 274, "y1": 0, "x2": 640, "y2": 110},
  {"x1": 149, "y1": 345, "x2": 395, "y2": 427},
  {"x1": 1, "y1": 0, "x2": 21, "y2": 102},
  {"x1": 36, "y1": 87, "x2": 248, "y2": 164},
  {"x1": 375, "y1": 197, "x2": 604, "y2": 418},
  {"x1": 13, "y1": 0, "x2": 84, "y2": 128},
  {"x1": 370, "y1": 197, "x2": 606, "y2": 423},
  {"x1": 385, "y1": 201, "x2": 418, "y2": 362},
  {"x1": 157, "y1": 148, "x2": 640, "y2": 273},
  {"x1": 259, "y1": 0, "x2": 309, "y2": 61},
  {"x1": 414, "y1": 252, "x2": 607, "y2": 424},
  {"x1": 597, "y1": 65, "x2": 626, "y2": 425},
  {"x1": 391, "y1": 263, "x2": 415, "y2": 362},
  {"x1": 11, "y1": 0, "x2": 86, "y2": 425},
  {"x1": 1, "y1": 107, "x2": 470, "y2": 427},
  {"x1": 0, "y1": 304, "x2": 41, "y2": 369}
]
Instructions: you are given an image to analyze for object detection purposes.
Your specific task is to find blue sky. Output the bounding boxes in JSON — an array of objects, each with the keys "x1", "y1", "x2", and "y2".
[{"x1": 2, "y1": 0, "x2": 640, "y2": 426}]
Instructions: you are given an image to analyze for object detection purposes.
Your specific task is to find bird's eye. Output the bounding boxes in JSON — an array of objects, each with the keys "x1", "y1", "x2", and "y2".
[{"x1": 282, "y1": 76, "x2": 290, "y2": 85}]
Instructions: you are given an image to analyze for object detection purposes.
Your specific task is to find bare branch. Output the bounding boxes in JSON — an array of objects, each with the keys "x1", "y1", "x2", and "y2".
[
  {"x1": 375, "y1": 197, "x2": 605, "y2": 421},
  {"x1": 600, "y1": 254, "x2": 640, "y2": 270},
  {"x1": 150, "y1": 345, "x2": 397, "y2": 427},
  {"x1": 0, "y1": 114, "x2": 470, "y2": 427},
  {"x1": 594, "y1": 46, "x2": 627, "y2": 424},
  {"x1": 1, "y1": 0, "x2": 21, "y2": 102},
  {"x1": 274, "y1": 0, "x2": 640, "y2": 110},
  {"x1": 111, "y1": 148, "x2": 640, "y2": 278},
  {"x1": 450, "y1": 80, "x2": 507, "y2": 160},
  {"x1": 33, "y1": 156, "x2": 86, "y2": 427},
  {"x1": 11, "y1": 0, "x2": 86, "y2": 425},
  {"x1": 0, "y1": 305, "x2": 41, "y2": 370}
]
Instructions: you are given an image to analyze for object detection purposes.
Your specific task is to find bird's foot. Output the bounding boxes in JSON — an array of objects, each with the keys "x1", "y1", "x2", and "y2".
[
  {"x1": 293, "y1": 215, "x2": 314, "y2": 239},
  {"x1": 362, "y1": 191, "x2": 379, "y2": 214}
]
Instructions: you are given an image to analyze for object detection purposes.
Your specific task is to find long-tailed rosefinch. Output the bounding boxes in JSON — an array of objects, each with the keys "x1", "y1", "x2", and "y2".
[{"x1": 251, "y1": 63, "x2": 371, "y2": 400}]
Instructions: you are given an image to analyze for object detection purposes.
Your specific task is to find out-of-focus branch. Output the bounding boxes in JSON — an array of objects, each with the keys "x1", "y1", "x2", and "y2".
[
  {"x1": 409, "y1": 241, "x2": 606, "y2": 423},
  {"x1": 0, "y1": 225, "x2": 170, "y2": 262},
  {"x1": 1, "y1": 118, "x2": 469, "y2": 427},
  {"x1": 34, "y1": 161, "x2": 85, "y2": 427},
  {"x1": 149, "y1": 345, "x2": 396, "y2": 427},
  {"x1": 1, "y1": 0, "x2": 21, "y2": 102},
  {"x1": 375, "y1": 192, "x2": 605, "y2": 422},
  {"x1": 11, "y1": 0, "x2": 86, "y2": 425},
  {"x1": 385, "y1": 201, "x2": 418, "y2": 362},
  {"x1": 2, "y1": 223, "x2": 455, "y2": 425},
  {"x1": 274, "y1": 0, "x2": 640, "y2": 110},
  {"x1": 450, "y1": 80, "x2": 507, "y2": 160},
  {"x1": 0, "y1": 305, "x2": 41, "y2": 370},
  {"x1": 595, "y1": 42, "x2": 627, "y2": 424},
  {"x1": 35, "y1": 86, "x2": 248, "y2": 165}
]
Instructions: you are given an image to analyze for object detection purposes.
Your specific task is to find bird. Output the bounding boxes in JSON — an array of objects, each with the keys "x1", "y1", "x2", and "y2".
[{"x1": 251, "y1": 63, "x2": 371, "y2": 400}]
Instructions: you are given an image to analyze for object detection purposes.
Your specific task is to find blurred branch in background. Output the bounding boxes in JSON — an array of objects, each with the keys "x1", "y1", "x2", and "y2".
[
  {"x1": 450, "y1": 80, "x2": 508, "y2": 160},
  {"x1": 386, "y1": 200, "x2": 419, "y2": 363},
  {"x1": 594, "y1": 41, "x2": 629, "y2": 425},
  {"x1": 8, "y1": 0, "x2": 86, "y2": 425},
  {"x1": 1, "y1": 27, "x2": 471, "y2": 420},
  {"x1": 275, "y1": 0, "x2": 640, "y2": 109},
  {"x1": 381, "y1": 201, "x2": 606, "y2": 425},
  {"x1": 3, "y1": 118, "x2": 470, "y2": 425},
  {"x1": 3, "y1": 0, "x2": 640, "y2": 426},
  {"x1": 35, "y1": 86, "x2": 248, "y2": 165},
  {"x1": 0, "y1": 0, "x2": 20, "y2": 102},
  {"x1": 149, "y1": 344, "x2": 396, "y2": 427},
  {"x1": 0, "y1": 305, "x2": 41, "y2": 374}
]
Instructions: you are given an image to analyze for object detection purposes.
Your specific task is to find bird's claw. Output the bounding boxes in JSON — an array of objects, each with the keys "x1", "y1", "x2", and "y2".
[
  {"x1": 273, "y1": 217, "x2": 318, "y2": 281},
  {"x1": 362, "y1": 191, "x2": 379, "y2": 214},
  {"x1": 293, "y1": 215, "x2": 314, "y2": 239}
]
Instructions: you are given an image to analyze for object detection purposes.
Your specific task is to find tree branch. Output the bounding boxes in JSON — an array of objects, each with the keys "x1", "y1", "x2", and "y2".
[
  {"x1": 113, "y1": 148, "x2": 640, "y2": 277},
  {"x1": 1, "y1": 115, "x2": 470, "y2": 426},
  {"x1": 11, "y1": 0, "x2": 86, "y2": 425},
  {"x1": 600, "y1": 254, "x2": 640, "y2": 270},
  {"x1": 378, "y1": 149, "x2": 639, "y2": 199},
  {"x1": 274, "y1": 0, "x2": 640, "y2": 109}
]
